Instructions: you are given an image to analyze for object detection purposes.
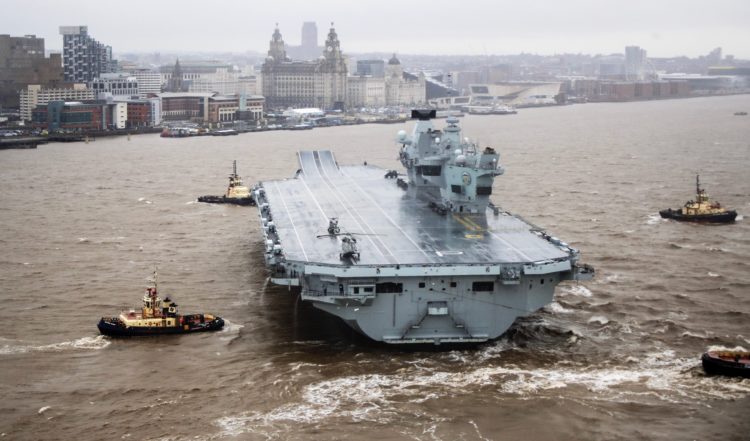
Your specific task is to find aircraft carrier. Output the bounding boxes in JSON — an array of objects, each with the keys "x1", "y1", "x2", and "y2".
[{"x1": 254, "y1": 110, "x2": 593, "y2": 344}]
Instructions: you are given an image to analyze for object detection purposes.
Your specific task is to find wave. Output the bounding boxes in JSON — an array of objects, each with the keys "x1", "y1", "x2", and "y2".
[
  {"x1": 558, "y1": 285, "x2": 592, "y2": 298},
  {"x1": 646, "y1": 214, "x2": 665, "y2": 225},
  {"x1": 545, "y1": 302, "x2": 573, "y2": 314},
  {"x1": 214, "y1": 349, "x2": 750, "y2": 437},
  {"x1": 587, "y1": 315, "x2": 610, "y2": 325},
  {"x1": 0, "y1": 335, "x2": 110, "y2": 355}
]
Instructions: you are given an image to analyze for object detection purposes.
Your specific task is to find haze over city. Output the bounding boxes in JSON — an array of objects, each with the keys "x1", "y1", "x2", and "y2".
[{"x1": 3, "y1": 0, "x2": 750, "y2": 57}]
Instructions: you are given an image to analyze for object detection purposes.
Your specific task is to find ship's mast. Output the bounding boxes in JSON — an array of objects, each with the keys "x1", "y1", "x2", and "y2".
[
  {"x1": 696, "y1": 174, "x2": 700, "y2": 198},
  {"x1": 233, "y1": 160, "x2": 237, "y2": 177}
]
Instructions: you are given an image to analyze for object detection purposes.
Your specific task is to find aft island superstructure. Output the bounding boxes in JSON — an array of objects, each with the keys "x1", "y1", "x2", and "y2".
[{"x1": 254, "y1": 110, "x2": 593, "y2": 344}]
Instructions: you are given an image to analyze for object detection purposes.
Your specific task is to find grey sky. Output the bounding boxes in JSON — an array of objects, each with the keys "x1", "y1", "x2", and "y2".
[{"x1": 3, "y1": 0, "x2": 750, "y2": 58}]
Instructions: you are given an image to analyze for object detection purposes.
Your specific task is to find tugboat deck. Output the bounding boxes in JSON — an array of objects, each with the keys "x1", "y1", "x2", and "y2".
[{"x1": 261, "y1": 150, "x2": 568, "y2": 266}]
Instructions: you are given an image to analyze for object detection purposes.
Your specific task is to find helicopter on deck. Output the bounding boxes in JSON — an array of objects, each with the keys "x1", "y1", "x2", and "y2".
[{"x1": 316, "y1": 218, "x2": 380, "y2": 263}]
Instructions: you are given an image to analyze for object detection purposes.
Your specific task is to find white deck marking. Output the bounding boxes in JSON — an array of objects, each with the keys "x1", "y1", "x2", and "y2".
[
  {"x1": 271, "y1": 181, "x2": 308, "y2": 261},
  {"x1": 316, "y1": 152, "x2": 393, "y2": 261},
  {"x1": 488, "y1": 231, "x2": 533, "y2": 261},
  {"x1": 339, "y1": 169, "x2": 432, "y2": 260},
  {"x1": 297, "y1": 175, "x2": 330, "y2": 221},
  {"x1": 296, "y1": 151, "x2": 387, "y2": 261}
]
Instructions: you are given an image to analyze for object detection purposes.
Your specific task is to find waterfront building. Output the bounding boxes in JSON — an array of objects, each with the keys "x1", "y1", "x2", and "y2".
[
  {"x1": 158, "y1": 92, "x2": 264, "y2": 124},
  {"x1": 0, "y1": 34, "x2": 64, "y2": 109},
  {"x1": 346, "y1": 75, "x2": 386, "y2": 108},
  {"x1": 159, "y1": 92, "x2": 211, "y2": 121},
  {"x1": 384, "y1": 54, "x2": 426, "y2": 106},
  {"x1": 261, "y1": 24, "x2": 347, "y2": 110},
  {"x1": 236, "y1": 95, "x2": 265, "y2": 122},
  {"x1": 19, "y1": 84, "x2": 94, "y2": 121},
  {"x1": 59, "y1": 26, "x2": 116, "y2": 82},
  {"x1": 89, "y1": 73, "x2": 139, "y2": 99},
  {"x1": 207, "y1": 95, "x2": 240, "y2": 123},
  {"x1": 31, "y1": 100, "x2": 126, "y2": 131}
]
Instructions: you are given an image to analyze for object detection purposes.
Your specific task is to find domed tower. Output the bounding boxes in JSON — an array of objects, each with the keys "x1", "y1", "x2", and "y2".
[
  {"x1": 323, "y1": 24, "x2": 343, "y2": 61},
  {"x1": 267, "y1": 24, "x2": 287, "y2": 63},
  {"x1": 385, "y1": 53, "x2": 404, "y2": 105},
  {"x1": 320, "y1": 23, "x2": 347, "y2": 110},
  {"x1": 386, "y1": 53, "x2": 403, "y2": 78}
]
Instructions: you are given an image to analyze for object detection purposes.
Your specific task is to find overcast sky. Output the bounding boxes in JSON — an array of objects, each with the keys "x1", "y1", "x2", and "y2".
[{"x1": 3, "y1": 0, "x2": 750, "y2": 58}]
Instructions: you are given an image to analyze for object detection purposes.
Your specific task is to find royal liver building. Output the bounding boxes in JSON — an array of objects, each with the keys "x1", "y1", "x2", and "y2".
[{"x1": 261, "y1": 24, "x2": 347, "y2": 110}]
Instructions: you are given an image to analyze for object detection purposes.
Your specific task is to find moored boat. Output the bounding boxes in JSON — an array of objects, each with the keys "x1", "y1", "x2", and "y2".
[
  {"x1": 659, "y1": 175, "x2": 737, "y2": 223},
  {"x1": 702, "y1": 350, "x2": 750, "y2": 378},
  {"x1": 198, "y1": 160, "x2": 255, "y2": 206},
  {"x1": 98, "y1": 272, "x2": 224, "y2": 337}
]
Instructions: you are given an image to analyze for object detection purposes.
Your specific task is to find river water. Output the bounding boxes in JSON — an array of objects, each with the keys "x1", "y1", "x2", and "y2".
[{"x1": 1, "y1": 95, "x2": 749, "y2": 441}]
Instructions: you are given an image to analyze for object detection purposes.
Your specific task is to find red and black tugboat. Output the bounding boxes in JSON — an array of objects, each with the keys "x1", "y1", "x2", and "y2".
[
  {"x1": 702, "y1": 350, "x2": 750, "y2": 378},
  {"x1": 659, "y1": 175, "x2": 737, "y2": 223},
  {"x1": 98, "y1": 272, "x2": 224, "y2": 337},
  {"x1": 198, "y1": 160, "x2": 255, "y2": 206}
]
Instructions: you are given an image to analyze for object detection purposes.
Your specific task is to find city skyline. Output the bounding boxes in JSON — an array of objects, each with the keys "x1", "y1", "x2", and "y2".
[{"x1": 2, "y1": 0, "x2": 750, "y2": 59}]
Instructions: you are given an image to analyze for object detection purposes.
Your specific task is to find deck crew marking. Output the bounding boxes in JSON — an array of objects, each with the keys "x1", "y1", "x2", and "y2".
[
  {"x1": 452, "y1": 214, "x2": 482, "y2": 232},
  {"x1": 339, "y1": 169, "x2": 432, "y2": 260},
  {"x1": 315, "y1": 151, "x2": 392, "y2": 261},
  {"x1": 462, "y1": 216, "x2": 485, "y2": 231},
  {"x1": 271, "y1": 181, "x2": 309, "y2": 261}
]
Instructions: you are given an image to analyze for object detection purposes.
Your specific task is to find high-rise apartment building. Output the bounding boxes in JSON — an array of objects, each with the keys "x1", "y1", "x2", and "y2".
[
  {"x1": 59, "y1": 26, "x2": 116, "y2": 83},
  {"x1": 625, "y1": 46, "x2": 647, "y2": 81},
  {"x1": 0, "y1": 34, "x2": 64, "y2": 108}
]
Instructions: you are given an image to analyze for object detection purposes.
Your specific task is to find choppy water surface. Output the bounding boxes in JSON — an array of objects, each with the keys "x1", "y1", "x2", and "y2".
[{"x1": 1, "y1": 95, "x2": 749, "y2": 441}]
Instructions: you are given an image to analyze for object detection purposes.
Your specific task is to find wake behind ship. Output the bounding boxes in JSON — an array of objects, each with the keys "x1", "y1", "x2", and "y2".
[{"x1": 253, "y1": 110, "x2": 593, "y2": 345}]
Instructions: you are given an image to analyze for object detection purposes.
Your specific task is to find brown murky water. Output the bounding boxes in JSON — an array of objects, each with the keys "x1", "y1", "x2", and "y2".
[{"x1": 1, "y1": 95, "x2": 749, "y2": 440}]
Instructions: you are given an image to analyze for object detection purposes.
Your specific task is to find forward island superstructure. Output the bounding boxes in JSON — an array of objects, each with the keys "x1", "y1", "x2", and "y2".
[{"x1": 253, "y1": 110, "x2": 593, "y2": 344}]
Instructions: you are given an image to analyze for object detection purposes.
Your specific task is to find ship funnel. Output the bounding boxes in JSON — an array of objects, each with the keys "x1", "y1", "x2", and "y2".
[{"x1": 411, "y1": 109, "x2": 436, "y2": 120}]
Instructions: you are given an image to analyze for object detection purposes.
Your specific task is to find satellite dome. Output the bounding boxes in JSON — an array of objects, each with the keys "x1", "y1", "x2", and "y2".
[
  {"x1": 266, "y1": 56, "x2": 274, "y2": 62},
  {"x1": 455, "y1": 155, "x2": 466, "y2": 165},
  {"x1": 397, "y1": 130, "x2": 407, "y2": 141}
]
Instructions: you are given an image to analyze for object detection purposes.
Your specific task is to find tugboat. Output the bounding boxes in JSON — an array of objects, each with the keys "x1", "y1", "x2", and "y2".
[
  {"x1": 98, "y1": 272, "x2": 224, "y2": 337},
  {"x1": 198, "y1": 160, "x2": 255, "y2": 206},
  {"x1": 702, "y1": 350, "x2": 750, "y2": 378},
  {"x1": 659, "y1": 175, "x2": 737, "y2": 223}
]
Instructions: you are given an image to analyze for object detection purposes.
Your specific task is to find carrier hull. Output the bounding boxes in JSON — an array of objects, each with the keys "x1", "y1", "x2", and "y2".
[{"x1": 253, "y1": 147, "x2": 593, "y2": 345}]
